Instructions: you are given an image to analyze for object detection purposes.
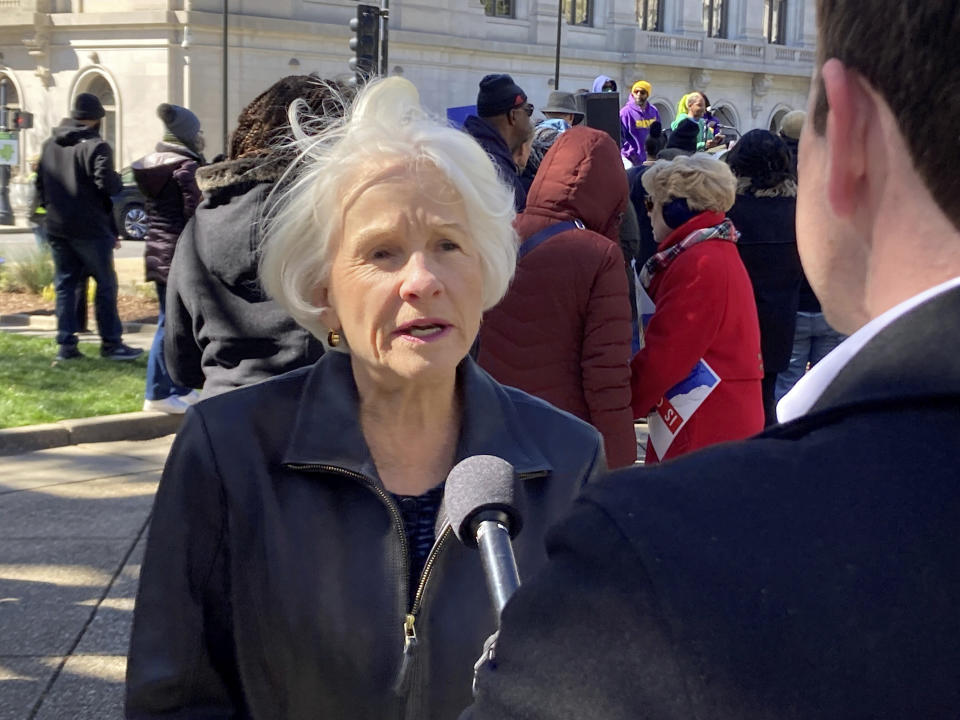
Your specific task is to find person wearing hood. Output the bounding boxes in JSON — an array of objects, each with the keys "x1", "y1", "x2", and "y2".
[
  {"x1": 35, "y1": 93, "x2": 143, "y2": 362},
  {"x1": 132, "y1": 103, "x2": 205, "y2": 413},
  {"x1": 592, "y1": 75, "x2": 618, "y2": 93},
  {"x1": 620, "y1": 80, "x2": 660, "y2": 166},
  {"x1": 478, "y1": 125, "x2": 637, "y2": 468},
  {"x1": 463, "y1": 74, "x2": 533, "y2": 211},
  {"x1": 163, "y1": 76, "x2": 338, "y2": 398}
]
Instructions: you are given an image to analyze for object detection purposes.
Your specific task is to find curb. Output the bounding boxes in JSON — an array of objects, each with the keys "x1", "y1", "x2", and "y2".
[
  {"x1": 0, "y1": 313, "x2": 158, "y2": 335},
  {"x1": 0, "y1": 411, "x2": 184, "y2": 456}
]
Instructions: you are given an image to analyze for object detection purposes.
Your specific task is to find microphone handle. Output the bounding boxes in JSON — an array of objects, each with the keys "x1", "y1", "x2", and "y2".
[{"x1": 476, "y1": 520, "x2": 521, "y2": 615}]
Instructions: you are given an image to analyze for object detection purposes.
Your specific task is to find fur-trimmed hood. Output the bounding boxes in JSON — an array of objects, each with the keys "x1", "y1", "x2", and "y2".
[
  {"x1": 196, "y1": 155, "x2": 288, "y2": 194},
  {"x1": 736, "y1": 176, "x2": 797, "y2": 198}
]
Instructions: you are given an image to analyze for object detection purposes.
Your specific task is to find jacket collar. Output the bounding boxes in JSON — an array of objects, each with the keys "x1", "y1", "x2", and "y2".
[
  {"x1": 281, "y1": 352, "x2": 553, "y2": 483},
  {"x1": 657, "y1": 210, "x2": 726, "y2": 251},
  {"x1": 809, "y1": 284, "x2": 960, "y2": 415}
]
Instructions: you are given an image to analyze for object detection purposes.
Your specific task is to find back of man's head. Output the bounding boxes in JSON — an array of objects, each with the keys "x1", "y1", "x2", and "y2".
[
  {"x1": 71, "y1": 93, "x2": 105, "y2": 122},
  {"x1": 477, "y1": 74, "x2": 527, "y2": 118},
  {"x1": 812, "y1": 1, "x2": 960, "y2": 231}
]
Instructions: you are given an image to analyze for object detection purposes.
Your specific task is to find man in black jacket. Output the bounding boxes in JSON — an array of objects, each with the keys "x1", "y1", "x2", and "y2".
[
  {"x1": 36, "y1": 93, "x2": 142, "y2": 361},
  {"x1": 463, "y1": 74, "x2": 532, "y2": 212},
  {"x1": 464, "y1": 2, "x2": 960, "y2": 718}
]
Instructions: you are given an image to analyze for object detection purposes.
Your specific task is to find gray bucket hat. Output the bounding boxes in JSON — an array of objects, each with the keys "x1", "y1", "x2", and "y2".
[{"x1": 541, "y1": 91, "x2": 584, "y2": 123}]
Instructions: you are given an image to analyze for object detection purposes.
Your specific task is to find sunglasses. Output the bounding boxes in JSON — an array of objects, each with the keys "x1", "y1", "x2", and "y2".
[
  {"x1": 513, "y1": 102, "x2": 534, "y2": 117},
  {"x1": 643, "y1": 197, "x2": 655, "y2": 213}
]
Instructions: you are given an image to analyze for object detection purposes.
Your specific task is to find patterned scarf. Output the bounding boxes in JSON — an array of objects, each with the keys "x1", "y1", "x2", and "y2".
[{"x1": 639, "y1": 218, "x2": 739, "y2": 290}]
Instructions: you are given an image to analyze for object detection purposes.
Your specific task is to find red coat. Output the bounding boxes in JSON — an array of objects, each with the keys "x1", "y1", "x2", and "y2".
[
  {"x1": 478, "y1": 127, "x2": 636, "y2": 468},
  {"x1": 631, "y1": 211, "x2": 764, "y2": 463}
]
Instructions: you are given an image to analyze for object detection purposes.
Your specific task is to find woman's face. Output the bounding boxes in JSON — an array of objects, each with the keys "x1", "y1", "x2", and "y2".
[
  {"x1": 687, "y1": 94, "x2": 706, "y2": 119},
  {"x1": 319, "y1": 163, "x2": 484, "y2": 389}
]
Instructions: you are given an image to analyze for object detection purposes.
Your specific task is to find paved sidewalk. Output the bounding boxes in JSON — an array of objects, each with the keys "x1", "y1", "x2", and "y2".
[{"x1": 0, "y1": 435, "x2": 174, "y2": 720}]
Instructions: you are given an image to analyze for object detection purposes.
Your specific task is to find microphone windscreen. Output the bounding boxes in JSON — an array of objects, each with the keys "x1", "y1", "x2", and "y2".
[{"x1": 445, "y1": 455, "x2": 522, "y2": 546}]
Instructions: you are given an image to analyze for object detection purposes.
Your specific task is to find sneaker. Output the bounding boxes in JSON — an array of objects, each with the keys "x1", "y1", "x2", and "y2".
[
  {"x1": 143, "y1": 395, "x2": 191, "y2": 414},
  {"x1": 101, "y1": 343, "x2": 144, "y2": 361},
  {"x1": 56, "y1": 345, "x2": 83, "y2": 361},
  {"x1": 177, "y1": 389, "x2": 201, "y2": 406}
]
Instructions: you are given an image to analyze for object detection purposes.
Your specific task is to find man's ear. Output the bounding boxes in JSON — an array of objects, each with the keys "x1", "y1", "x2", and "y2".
[{"x1": 821, "y1": 59, "x2": 871, "y2": 218}]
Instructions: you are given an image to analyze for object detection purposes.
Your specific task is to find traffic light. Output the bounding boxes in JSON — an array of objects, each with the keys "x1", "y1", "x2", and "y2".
[
  {"x1": 12, "y1": 111, "x2": 33, "y2": 130},
  {"x1": 349, "y1": 4, "x2": 381, "y2": 85}
]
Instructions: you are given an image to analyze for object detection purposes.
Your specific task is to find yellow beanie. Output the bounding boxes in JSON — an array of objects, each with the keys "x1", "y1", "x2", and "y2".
[{"x1": 632, "y1": 80, "x2": 652, "y2": 95}]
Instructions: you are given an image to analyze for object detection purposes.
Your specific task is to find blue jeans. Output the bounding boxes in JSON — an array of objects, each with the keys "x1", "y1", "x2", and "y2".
[
  {"x1": 145, "y1": 282, "x2": 192, "y2": 400},
  {"x1": 774, "y1": 311, "x2": 846, "y2": 402},
  {"x1": 47, "y1": 233, "x2": 123, "y2": 349}
]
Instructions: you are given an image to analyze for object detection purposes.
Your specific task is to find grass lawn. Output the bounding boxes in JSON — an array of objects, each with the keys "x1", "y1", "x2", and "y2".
[{"x1": 0, "y1": 331, "x2": 147, "y2": 429}]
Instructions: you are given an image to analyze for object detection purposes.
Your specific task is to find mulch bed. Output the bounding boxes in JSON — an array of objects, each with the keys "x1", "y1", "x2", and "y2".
[{"x1": 0, "y1": 291, "x2": 159, "y2": 324}]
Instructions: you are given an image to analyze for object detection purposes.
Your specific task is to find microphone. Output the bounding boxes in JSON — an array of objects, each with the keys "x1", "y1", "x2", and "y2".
[{"x1": 445, "y1": 455, "x2": 525, "y2": 615}]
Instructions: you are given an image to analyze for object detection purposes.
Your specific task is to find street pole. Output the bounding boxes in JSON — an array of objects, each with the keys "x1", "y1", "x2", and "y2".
[
  {"x1": 380, "y1": 0, "x2": 389, "y2": 76},
  {"x1": 222, "y1": 0, "x2": 229, "y2": 157},
  {"x1": 0, "y1": 77, "x2": 13, "y2": 226},
  {"x1": 554, "y1": 0, "x2": 562, "y2": 90}
]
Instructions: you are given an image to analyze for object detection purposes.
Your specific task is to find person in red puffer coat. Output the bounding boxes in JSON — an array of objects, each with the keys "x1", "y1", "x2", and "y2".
[
  {"x1": 478, "y1": 125, "x2": 636, "y2": 468},
  {"x1": 632, "y1": 153, "x2": 763, "y2": 463}
]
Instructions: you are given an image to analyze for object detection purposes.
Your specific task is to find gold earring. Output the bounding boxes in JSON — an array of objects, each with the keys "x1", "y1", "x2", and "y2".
[{"x1": 327, "y1": 330, "x2": 341, "y2": 348}]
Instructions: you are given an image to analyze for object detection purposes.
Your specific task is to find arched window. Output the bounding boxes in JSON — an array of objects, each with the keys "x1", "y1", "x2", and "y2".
[
  {"x1": 764, "y1": 0, "x2": 787, "y2": 44},
  {"x1": 769, "y1": 107, "x2": 789, "y2": 133},
  {"x1": 637, "y1": 0, "x2": 662, "y2": 31},
  {"x1": 653, "y1": 100, "x2": 673, "y2": 128},
  {"x1": 703, "y1": 0, "x2": 727, "y2": 38},
  {"x1": 0, "y1": 72, "x2": 24, "y2": 176},
  {"x1": 710, "y1": 103, "x2": 740, "y2": 137},
  {"x1": 74, "y1": 72, "x2": 117, "y2": 165},
  {"x1": 562, "y1": 0, "x2": 592, "y2": 26},
  {"x1": 0, "y1": 72, "x2": 21, "y2": 114}
]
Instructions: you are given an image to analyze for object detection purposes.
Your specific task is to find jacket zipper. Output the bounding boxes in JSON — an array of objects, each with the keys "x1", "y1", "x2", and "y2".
[
  {"x1": 396, "y1": 470, "x2": 546, "y2": 692},
  {"x1": 288, "y1": 463, "x2": 549, "y2": 712},
  {"x1": 286, "y1": 462, "x2": 412, "y2": 627}
]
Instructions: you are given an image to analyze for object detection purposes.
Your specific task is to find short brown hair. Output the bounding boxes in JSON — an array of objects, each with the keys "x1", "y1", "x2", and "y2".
[{"x1": 812, "y1": 2, "x2": 960, "y2": 229}]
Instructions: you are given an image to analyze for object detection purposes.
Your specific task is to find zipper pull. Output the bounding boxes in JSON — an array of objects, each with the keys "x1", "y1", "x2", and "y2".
[{"x1": 392, "y1": 613, "x2": 419, "y2": 694}]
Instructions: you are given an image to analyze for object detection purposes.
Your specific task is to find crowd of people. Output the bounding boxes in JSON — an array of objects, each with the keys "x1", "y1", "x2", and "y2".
[{"x1": 31, "y1": 0, "x2": 957, "y2": 715}]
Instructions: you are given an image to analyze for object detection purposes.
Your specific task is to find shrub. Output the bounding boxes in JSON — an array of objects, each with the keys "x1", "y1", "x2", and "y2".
[{"x1": 0, "y1": 248, "x2": 55, "y2": 294}]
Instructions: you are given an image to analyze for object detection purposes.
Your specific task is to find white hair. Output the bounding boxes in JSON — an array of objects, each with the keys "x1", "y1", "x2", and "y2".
[{"x1": 260, "y1": 77, "x2": 518, "y2": 341}]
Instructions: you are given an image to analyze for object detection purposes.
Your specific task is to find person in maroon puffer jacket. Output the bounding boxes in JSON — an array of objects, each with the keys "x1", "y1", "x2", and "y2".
[
  {"x1": 478, "y1": 126, "x2": 636, "y2": 468},
  {"x1": 132, "y1": 103, "x2": 204, "y2": 413}
]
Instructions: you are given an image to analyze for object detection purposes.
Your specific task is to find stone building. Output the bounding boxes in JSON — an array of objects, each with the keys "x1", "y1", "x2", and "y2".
[{"x1": 0, "y1": 0, "x2": 814, "y2": 189}]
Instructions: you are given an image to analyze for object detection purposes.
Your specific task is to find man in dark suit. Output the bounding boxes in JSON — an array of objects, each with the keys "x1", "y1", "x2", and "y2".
[{"x1": 463, "y1": 2, "x2": 960, "y2": 718}]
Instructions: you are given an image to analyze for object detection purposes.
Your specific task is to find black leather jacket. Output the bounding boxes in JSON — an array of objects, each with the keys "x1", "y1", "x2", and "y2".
[{"x1": 126, "y1": 352, "x2": 607, "y2": 720}]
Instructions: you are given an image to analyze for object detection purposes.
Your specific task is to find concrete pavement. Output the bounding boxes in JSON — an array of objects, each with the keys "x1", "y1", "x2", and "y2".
[{"x1": 0, "y1": 435, "x2": 174, "y2": 720}]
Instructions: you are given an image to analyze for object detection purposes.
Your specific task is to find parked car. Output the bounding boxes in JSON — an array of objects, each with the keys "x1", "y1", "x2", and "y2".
[{"x1": 112, "y1": 167, "x2": 148, "y2": 240}]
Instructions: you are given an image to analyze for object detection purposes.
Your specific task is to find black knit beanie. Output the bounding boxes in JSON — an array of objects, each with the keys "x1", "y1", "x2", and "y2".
[
  {"x1": 666, "y1": 118, "x2": 699, "y2": 154},
  {"x1": 477, "y1": 74, "x2": 527, "y2": 118}
]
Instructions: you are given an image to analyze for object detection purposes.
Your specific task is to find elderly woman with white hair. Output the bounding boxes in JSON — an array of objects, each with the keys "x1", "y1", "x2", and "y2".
[
  {"x1": 125, "y1": 78, "x2": 606, "y2": 720},
  {"x1": 630, "y1": 153, "x2": 763, "y2": 463}
]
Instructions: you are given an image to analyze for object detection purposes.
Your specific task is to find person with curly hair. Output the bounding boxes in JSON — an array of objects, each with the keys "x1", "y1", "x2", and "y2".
[{"x1": 163, "y1": 75, "x2": 347, "y2": 397}]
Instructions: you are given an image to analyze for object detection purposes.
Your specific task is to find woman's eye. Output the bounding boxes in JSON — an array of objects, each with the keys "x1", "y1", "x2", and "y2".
[
  {"x1": 439, "y1": 239, "x2": 461, "y2": 252},
  {"x1": 370, "y1": 248, "x2": 393, "y2": 260}
]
